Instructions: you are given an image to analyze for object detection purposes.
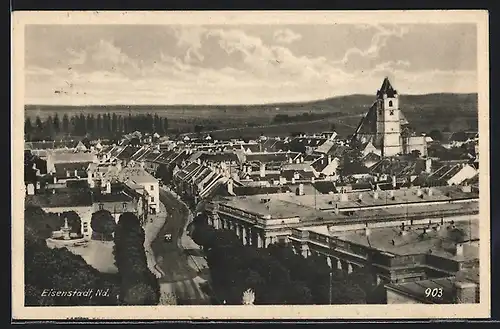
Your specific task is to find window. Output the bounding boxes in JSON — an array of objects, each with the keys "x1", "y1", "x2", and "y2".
[
  {"x1": 389, "y1": 100, "x2": 393, "y2": 107},
  {"x1": 150, "y1": 185, "x2": 154, "y2": 191},
  {"x1": 150, "y1": 197, "x2": 155, "y2": 203},
  {"x1": 122, "y1": 202, "x2": 127, "y2": 211},
  {"x1": 98, "y1": 203, "x2": 104, "y2": 210},
  {"x1": 390, "y1": 110, "x2": 394, "y2": 115},
  {"x1": 378, "y1": 110, "x2": 382, "y2": 115}
]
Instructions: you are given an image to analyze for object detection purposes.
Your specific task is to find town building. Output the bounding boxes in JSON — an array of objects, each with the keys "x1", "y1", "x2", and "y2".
[
  {"x1": 92, "y1": 181, "x2": 147, "y2": 223},
  {"x1": 117, "y1": 165, "x2": 160, "y2": 214},
  {"x1": 352, "y1": 77, "x2": 427, "y2": 157}
]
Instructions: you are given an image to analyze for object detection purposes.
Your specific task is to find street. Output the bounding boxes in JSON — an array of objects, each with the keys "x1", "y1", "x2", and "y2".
[{"x1": 149, "y1": 188, "x2": 211, "y2": 305}]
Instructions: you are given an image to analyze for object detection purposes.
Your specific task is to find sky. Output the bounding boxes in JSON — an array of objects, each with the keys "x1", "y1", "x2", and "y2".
[{"x1": 24, "y1": 23, "x2": 478, "y2": 105}]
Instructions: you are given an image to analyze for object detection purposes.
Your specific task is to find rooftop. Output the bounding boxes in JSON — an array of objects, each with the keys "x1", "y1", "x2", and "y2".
[
  {"x1": 385, "y1": 272, "x2": 479, "y2": 304},
  {"x1": 334, "y1": 221, "x2": 479, "y2": 260},
  {"x1": 118, "y1": 167, "x2": 157, "y2": 184},
  {"x1": 216, "y1": 185, "x2": 478, "y2": 223},
  {"x1": 26, "y1": 188, "x2": 93, "y2": 208},
  {"x1": 48, "y1": 151, "x2": 97, "y2": 164}
]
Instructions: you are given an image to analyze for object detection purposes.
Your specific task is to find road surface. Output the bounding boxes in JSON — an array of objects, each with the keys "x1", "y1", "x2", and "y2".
[{"x1": 150, "y1": 188, "x2": 211, "y2": 305}]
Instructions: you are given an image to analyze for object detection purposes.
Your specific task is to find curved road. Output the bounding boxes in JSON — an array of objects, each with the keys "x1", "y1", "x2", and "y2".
[{"x1": 150, "y1": 189, "x2": 211, "y2": 305}]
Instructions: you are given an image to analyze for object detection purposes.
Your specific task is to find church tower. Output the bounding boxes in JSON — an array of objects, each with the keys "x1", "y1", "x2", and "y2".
[{"x1": 375, "y1": 77, "x2": 402, "y2": 157}]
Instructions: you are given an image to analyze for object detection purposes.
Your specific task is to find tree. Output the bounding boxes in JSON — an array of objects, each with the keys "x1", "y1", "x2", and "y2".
[
  {"x1": 62, "y1": 114, "x2": 70, "y2": 134},
  {"x1": 428, "y1": 129, "x2": 443, "y2": 142},
  {"x1": 25, "y1": 117, "x2": 33, "y2": 139},
  {"x1": 91, "y1": 210, "x2": 116, "y2": 240},
  {"x1": 24, "y1": 206, "x2": 121, "y2": 306},
  {"x1": 60, "y1": 211, "x2": 82, "y2": 235},
  {"x1": 35, "y1": 116, "x2": 43, "y2": 136},
  {"x1": 113, "y1": 212, "x2": 159, "y2": 305},
  {"x1": 43, "y1": 115, "x2": 54, "y2": 139},
  {"x1": 53, "y1": 114, "x2": 61, "y2": 135}
]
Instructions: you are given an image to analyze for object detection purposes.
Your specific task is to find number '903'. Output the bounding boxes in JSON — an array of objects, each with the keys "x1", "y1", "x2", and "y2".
[{"x1": 425, "y1": 288, "x2": 443, "y2": 298}]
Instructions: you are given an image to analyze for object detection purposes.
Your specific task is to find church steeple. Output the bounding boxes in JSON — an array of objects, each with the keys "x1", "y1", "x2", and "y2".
[{"x1": 377, "y1": 77, "x2": 397, "y2": 99}]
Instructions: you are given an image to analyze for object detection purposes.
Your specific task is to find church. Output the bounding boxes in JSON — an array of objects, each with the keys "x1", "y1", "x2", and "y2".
[{"x1": 351, "y1": 77, "x2": 427, "y2": 158}]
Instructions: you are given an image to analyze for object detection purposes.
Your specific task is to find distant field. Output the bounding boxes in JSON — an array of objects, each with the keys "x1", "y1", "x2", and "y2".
[{"x1": 24, "y1": 93, "x2": 478, "y2": 138}]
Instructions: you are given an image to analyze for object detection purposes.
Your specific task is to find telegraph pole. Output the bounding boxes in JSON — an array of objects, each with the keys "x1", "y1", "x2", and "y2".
[{"x1": 329, "y1": 271, "x2": 333, "y2": 305}]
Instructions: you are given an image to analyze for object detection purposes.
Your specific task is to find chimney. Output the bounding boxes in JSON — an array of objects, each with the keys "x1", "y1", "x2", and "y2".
[
  {"x1": 227, "y1": 179, "x2": 234, "y2": 195},
  {"x1": 291, "y1": 177, "x2": 296, "y2": 184},
  {"x1": 74, "y1": 169, "x2": 78, "y2": 177},
  {"x1": 300, "y1": 156, "x2": 304, "y2": 163},
  {"x1": 328, "y1": 155, "x2": 332, "y2": 164},
  {"x1": 298, "y1": 183, "x2": 304, "y2": 196},
  {"x1": 453, "y1": 281, "x2": 477, "y2": 303},
  {"x1": 462, "y1": 184, "x2": 472, "y2": 193},
  {"x1": 425, "y1": 158, "x2": 432, "y2": 173},
  {"x1": 288, "y1": 157, "x2": 293, "y2": 164},
  {"x1": 392, "y1": 175, "x2": 397, "y2": 188},
  {"x1": 455, "y1": 243, "x2": 464, "y2": 257},
  {"x1": 53, "y1": 176, "x2": 57, "y2": 184},
  {"x1": 36, "y1": 181, "x2": 41, "y2": 190},
  {"x1": 52, "y1": 189, "x2": 56, "y2": 195},
  {"x1": 105, "y1": 181, "x2": 112, "y2": 194},
  {"x1": 26, "y1": 183, "x2": 35, "y2": 195},
  {"x1": 260, "y1": 163, "x2": 266, "y2": 178},
  {"x1": 334, "y1": 203, "x2": 339, "y2": 215},
  {"x1": 373, "y1": 191, "x2": 379, "y2": 199}
]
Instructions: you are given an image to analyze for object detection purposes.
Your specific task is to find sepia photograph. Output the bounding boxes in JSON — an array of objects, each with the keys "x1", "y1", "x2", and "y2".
[{"x1": 12, "y1": 11, "x2": 490, "y2": 320}]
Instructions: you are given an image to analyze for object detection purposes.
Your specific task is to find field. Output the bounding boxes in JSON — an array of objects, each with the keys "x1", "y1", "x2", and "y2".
[{"x1": 24, "y1": 93, "x2": 478, "y2": 139}]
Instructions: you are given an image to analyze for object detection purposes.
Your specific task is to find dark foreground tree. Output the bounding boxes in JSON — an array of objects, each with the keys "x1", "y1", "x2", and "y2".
[{"x1": 113, "y1": 212, "x2": 159, "y2": 305}]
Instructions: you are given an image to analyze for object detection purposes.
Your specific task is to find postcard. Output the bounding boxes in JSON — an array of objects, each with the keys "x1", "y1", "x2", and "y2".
[{"x1": 12, "y1": 10, "x2": 490, "y2": 320}]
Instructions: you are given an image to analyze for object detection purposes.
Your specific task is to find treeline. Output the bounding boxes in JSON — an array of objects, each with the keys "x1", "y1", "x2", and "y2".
[
  {"x1": 24, "y1": 113, "x2": 169, "y2": 141},
  {"x1": 190, "y1": 214, "x2": 385, "y2": 305},
  {"x1": 24, "y1": 206, "x2": 120, "y2": 306},
  {"x1": 113, "y1": 212, "x2": 160, "y2": 305},
  {"x1": 272, "y1": 112, "x2": 342, "y2": 124}
]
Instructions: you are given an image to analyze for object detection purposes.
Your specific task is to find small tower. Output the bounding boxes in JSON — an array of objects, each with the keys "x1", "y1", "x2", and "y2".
[{"x1": 375, "y1": 77, "x2": 402, "y2": 157}]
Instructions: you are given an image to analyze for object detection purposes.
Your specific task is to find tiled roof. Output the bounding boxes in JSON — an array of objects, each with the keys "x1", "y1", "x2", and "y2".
[
  {"x1": 233, "y1": 185, "x2": 291, "y2": 196},
  {"x1": 245, "y1": 152, "x2": 300, "y2": 164},
  {"x1": 49, "y1": 152, "x2": 97, "y2": 164},
  {"x1": 54, "y1": 162, "x2": 92, "y2": 178},
  {"x1": 312, "y1": 181, "x2": 338, "y2": 194},
  {"x1": 117, "y1": 146, "x2": 141, "y2": 161},
  {"x1": 92, "y1": 183, "x2": 141, "y2": 203},
  {"x1": 377, "y1": 77, "x2": 397, "y2": 98},
  {"x1": 26, "y1": 189, "x2": 93, "y2": 208},
  {"x1": 199, "y1": 152, "x2": 239, "y2": 163}
]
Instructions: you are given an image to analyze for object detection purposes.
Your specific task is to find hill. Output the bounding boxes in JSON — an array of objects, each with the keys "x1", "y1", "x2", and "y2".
[{"x1": 24, "y1": 93, "x2": 478, "y2": 138}]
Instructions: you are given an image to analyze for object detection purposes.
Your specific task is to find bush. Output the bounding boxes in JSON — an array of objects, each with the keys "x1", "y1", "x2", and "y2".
[
  {"x1": 24, "y1": 207, "x2": 120, "y2": 306},
  {"x1": 91, "y1": 210, "x2": 116, "y2": 241}
]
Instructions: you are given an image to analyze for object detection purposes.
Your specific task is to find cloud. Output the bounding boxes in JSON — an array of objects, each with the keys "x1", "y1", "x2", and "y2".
[
  {"x1": 24, "y1": 25, "x2": 477, "y2": 105},
  {"x1": 339, "y1": 25, "x2": 410, "y2": 68},
  {"x1": 273, "y1": 29, "x2": 302, "y2": 44},
  {"x1": 171, "y1": 26, "x2": 206, "y2": 64}
]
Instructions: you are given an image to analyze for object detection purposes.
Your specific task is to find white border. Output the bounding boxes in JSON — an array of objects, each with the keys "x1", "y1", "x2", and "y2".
[{"x1": 11, "y1": 10, "x2": 490, "y2": 320}]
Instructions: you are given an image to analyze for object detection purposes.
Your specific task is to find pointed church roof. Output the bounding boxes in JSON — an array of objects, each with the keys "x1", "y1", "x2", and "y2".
[{"x1": 377, "y1": 77, "x2": 397, "y2": 99}]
